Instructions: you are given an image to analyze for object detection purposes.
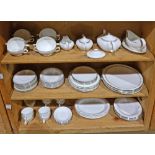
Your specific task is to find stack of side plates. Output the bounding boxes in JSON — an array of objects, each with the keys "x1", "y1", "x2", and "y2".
[
  {"x1": 102, "y1": 64, "x2": 143, "y2": 94},
  {"x1": 53, "y1": 106, "x2": 72, "y2": 125},
  {"x1": 13, "y1": 70, "x2": 38, "y2": 92},
  {"x1": 114, "y1": 98, "x2": 142, "y2": 121},
  {"x1": 75, "y1": 98, "x2": 110, "y2": 119},
  {"x1": 68, "y1": 66, "x2": 100, "y2": 92},
  {"x1": 40, "y1": 68, "x2": 64, "y2": 89}
]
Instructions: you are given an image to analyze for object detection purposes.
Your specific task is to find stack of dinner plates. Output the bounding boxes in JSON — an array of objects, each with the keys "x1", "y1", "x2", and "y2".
[
  {"x1": 68, "y1": 66, "x2": 100, "y2": 92},
  {"x1": 102, "y1": 64, "x2": 143, "y2": 94},
  {"x1": 75, "y1": 98, "x2": 110, "y2": 119},
  {"x1": 13, "y1": 70, "x2": 38, "y2": 92},
  {"x1": 114, "y1": 98, "x2": 142, "y2": 121},
  {"x1": 40, "y1": 68, "x2": 64, "y2": 89}
]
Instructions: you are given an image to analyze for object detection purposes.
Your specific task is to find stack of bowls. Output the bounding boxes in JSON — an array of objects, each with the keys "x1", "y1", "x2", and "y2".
[
  {"x1": 101, "y1": 64, "x2": 143, "y2": 94},
  {"x1": 40, "y1": 68, "x2": 64, "y2": 88},
  {"x1": 68, "y1": 66, "x2": 100, "y2": 92},
  {"x1": 13, "y1": 70, "x2": 38, "y2": 92}
]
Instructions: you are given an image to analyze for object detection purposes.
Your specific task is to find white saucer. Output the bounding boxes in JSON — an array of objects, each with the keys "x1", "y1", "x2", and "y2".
[{"x1": 87, "y1": 49, "x2": 106, "y2": 59}]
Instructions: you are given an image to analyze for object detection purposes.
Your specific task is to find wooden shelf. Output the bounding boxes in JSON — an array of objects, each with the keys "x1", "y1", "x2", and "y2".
[
  {"x1": 19, "y1": 106, "x2": 145, "y2": 133},
  {"x1": 11, "y1": 79, "x2": 148, "y2": 100},
  {"x1": 2, "y1": 45, "x2": 154, "y2": 64}
]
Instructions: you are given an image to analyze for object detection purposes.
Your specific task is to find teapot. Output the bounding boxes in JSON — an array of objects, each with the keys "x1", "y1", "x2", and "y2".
[
  {"x1": 76, "y1": 35, "x2": 93, "y2": 51},
  {"x1": 97, "y1": 30, "x2": 121, "y2": 52},
  {"x1": 59, "y1": 35, "x2": 74, "y2": 50}
]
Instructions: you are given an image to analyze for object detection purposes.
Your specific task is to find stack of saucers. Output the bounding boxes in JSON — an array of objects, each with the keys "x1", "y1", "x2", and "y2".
[
  {"x1": 68, "y1": 66, "x2": 100, "y2": 92},
  {"x1": 114, "y1": 98, "x2": 142, "y2": 121},
  {"x1": 75, "y1": 98, "x2": 110, "y2": 119},
  {"x1": 13, "y1": 70, "x2": 38, "y2": 92},
  {"x1": 40, "y1": 68, "x2": 64, "y2": 89},
  {"x1": 53, "y1": 106, "x2": 72, "y2": 125},
  {"x1": 102, "y1": 64, "x2": 143, "y2": 94}
]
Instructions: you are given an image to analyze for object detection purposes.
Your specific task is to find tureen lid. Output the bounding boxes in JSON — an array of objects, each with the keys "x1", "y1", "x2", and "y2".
[{"x1": 79, "y1": 35, "x2": 90, "y2": 43}]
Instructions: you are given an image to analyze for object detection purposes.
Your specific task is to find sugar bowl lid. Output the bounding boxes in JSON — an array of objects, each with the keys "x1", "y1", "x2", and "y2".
[{"x1": 79, "y1": 35, "x2": 91, "y2": 43}]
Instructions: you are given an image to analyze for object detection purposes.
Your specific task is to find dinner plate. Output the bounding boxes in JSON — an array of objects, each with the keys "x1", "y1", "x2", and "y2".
[
  {"x1": 122, "y1": 40, "x2": 147, "y2": 54},
  {"x1": 87, "y1": 49, "x2": 106, "y2": 59},
  {"x1": 71, "y1": 66, "x2": 97, "y2": 83},
  {"x1": 114, "y1": 98, "x2": 142, "y2": 121},
  {"x1": 102, "y1": 64, "x2": 143, "y2": 91},
  {"x1": 75, "y1": 98, "x2": 110, "y2": 119}
]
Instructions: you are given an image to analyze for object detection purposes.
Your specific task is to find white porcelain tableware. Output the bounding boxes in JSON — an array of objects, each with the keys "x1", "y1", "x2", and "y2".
[
  {"x1": 13, "y1": 29, "x2": 34, "y2": 43},
  {"x1": 122, "y1": 30, "x2": 147, "y2": 53},
  {"x1": 42, "y1": 99, "x2": 52, "y2": 106},
  {"x1": 33, "y1": 36, "x2": 60, "y2": 56},
  {"x1": 68, "y1": 66, "x2": 100, "y2": 92},
  {"x1": 87, "y1": 49, "x2": 106, "y2": 59},
  {"x1": 56, "y1": 99, "x2": 65, "y2": 106},
  {"x1": 76, "y1": 35, "x2": 93, "y2": 51},
  {"x1": 6, "y1": 37, "x2": 29, "y2": 56},
  {"x1": 102, "y1": 64, "x2": 143, "y2": 94},
  {"x1": 38, "y1": 28, "x2": 60, "y2": 40},
  {"x1": 97, "y1": 30, "x2": 121, "y2": 52},
  {"x1": 60, "y1": 35, "x2": 74, "y2": 50},
  {"x1": 21, "y1": 107, "x2": 34, "y2": 125},
  {"x1": 13, "y1": 70, "x2": 38, "y2": 92},
  {"x1": 114, "y1": 98, "x2": 142, "y2": 121},
  {"x1": 38, "y1": 106, "x2": 51, "y2": 123},
  {"x1": 75, "y1": 98, "x2": 110, "y2": 119},
  {"x1": 24, "y1": 100, "x2": 36, "y2": 107},
  {"x1": 40, "y1": 68, "x2": 64, "y2": 89},
  {"x1": 53, "y1": 106, "x2": 72, "y2": 125}
]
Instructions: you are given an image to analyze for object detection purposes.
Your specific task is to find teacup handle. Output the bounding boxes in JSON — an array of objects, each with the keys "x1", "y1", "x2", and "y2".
[
  {"x1": 56, "y1": 34, "x2": 61, "y2": 41},
  {"x1": 33, "y1": 44, "x2": 38, "y2": 52},
  {"x1": 55, "y1": 44, "x2": 61, "y2": 52},
  {"x1": 28, "y1": 36, "x2": 35, "y2": 43}
]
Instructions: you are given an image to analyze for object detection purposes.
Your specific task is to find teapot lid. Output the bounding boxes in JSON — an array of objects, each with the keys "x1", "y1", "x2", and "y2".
[
  {"x1": 79, "y1": 35, "x2": 90, "y2": 43},
  {"x1": 101, "y1": 33, "x2": 118, "y2": 42}
]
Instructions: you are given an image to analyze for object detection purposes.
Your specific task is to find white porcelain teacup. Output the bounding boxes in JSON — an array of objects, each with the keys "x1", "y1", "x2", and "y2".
[
  {"x1": 33, "y1": 36, "x2": 60, "y2": 56},
  {"x1": 38, "y1": 106, "x2": 51, "y2": 123},
  {"x1": 21, "y1": 107, "x2": 34, "y2": 125},
  {"x1": 6, "y1": 37, "x2": 29, "y2": 56}
]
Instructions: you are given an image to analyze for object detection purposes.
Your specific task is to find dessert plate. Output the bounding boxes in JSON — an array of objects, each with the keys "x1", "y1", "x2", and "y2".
[{"x1": 87, "y1": 49, "x2": 106, "y2": 59}]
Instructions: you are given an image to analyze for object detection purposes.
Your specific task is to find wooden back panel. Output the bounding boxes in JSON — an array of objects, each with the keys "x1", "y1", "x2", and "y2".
[{"x1": 12, "y1": 21, "x2": 141, "y2": 41}]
